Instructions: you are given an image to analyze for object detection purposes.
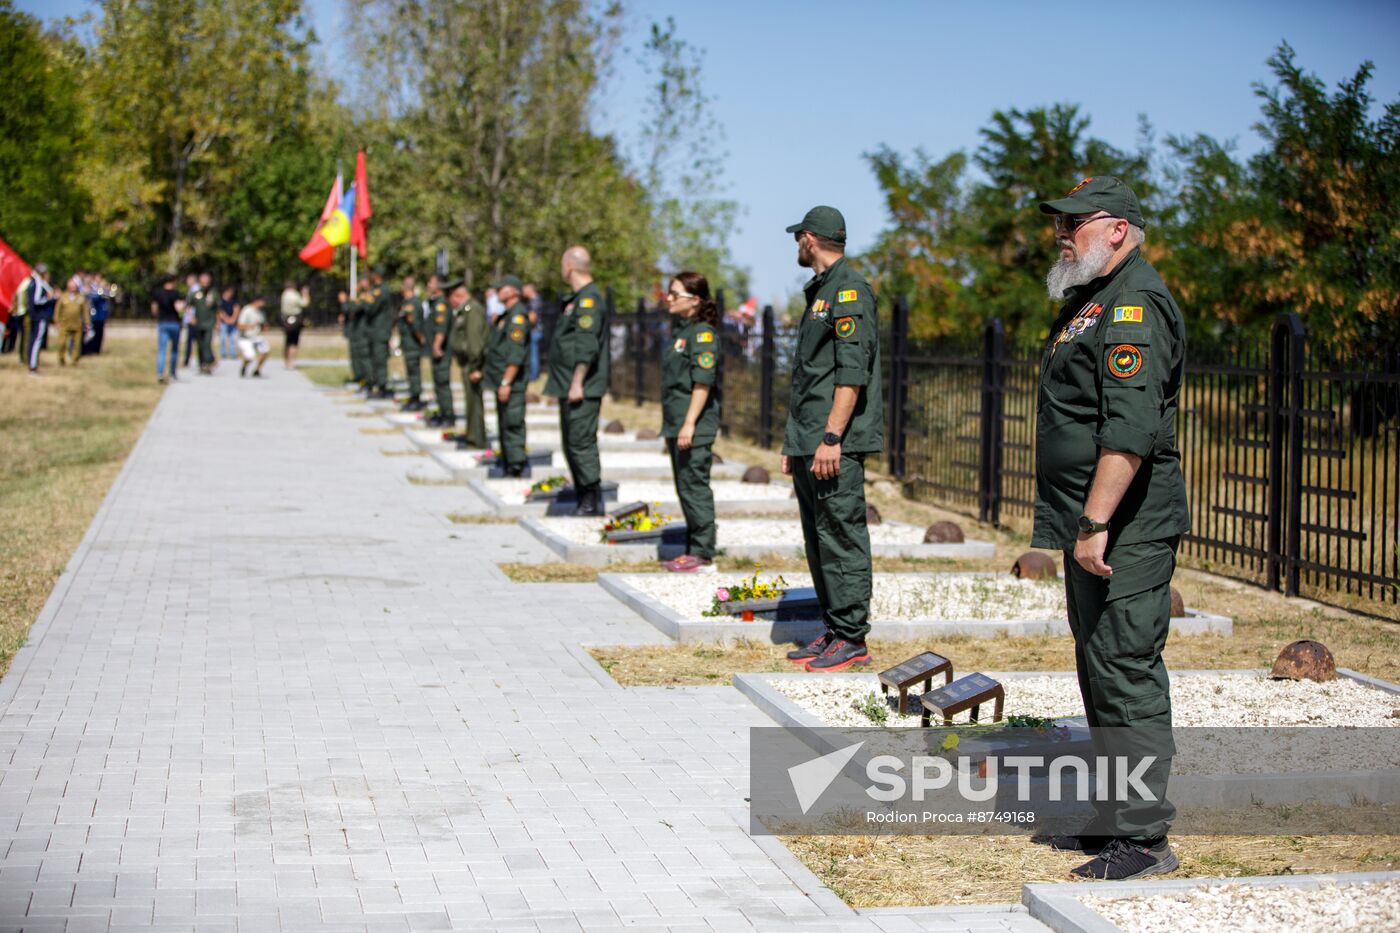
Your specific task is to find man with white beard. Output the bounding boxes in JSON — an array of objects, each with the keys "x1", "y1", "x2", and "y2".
[{"x1": 1031, "y1": 176, "x2": 1189, "y2": 881}]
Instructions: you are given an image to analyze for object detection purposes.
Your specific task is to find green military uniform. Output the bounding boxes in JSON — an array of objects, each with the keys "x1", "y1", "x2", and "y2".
[
  {"x1": 397, "y1": 291, "x2": 425, "y2": 401},
  {"x1": 366, "y1": 282, "x2": 392, "y2": 394},
  {"x1": 424, "y1": 293, "x2": 454, "y2": 422},
  {"x1": 661, "y1": 316, "x2": 721, "y2": 559},
  {"x1": 348, "y1": 292, "x2": 369, "y2": 386},
  {"x1": 1034, "y1": 177, "x2": 1190, "y2": 845},
  {"x1": 451, "y1": 296, "x2": 490, "y2": 448},
  {"x1": 483, "y1": 302, "x2": 531, "y2": 473},
  {"x1": 782, "y1": 207, "x2": 884, "y2": 650},
  {"x1": 192, "y1": 283, "x2": 218, "y2": 370},
  {"x1": 545, "y1": 281, "x2": 610, "y2": 499}
]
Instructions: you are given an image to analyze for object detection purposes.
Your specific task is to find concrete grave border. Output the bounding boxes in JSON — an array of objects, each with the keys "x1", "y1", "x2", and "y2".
[
  {"x1": 431, "y1": 450, "x2": 750, "y2": 482},
  {"x1": 598, "y1": 572, "x2": 1229, "y2": 642},
  {"x1": 1022, "y1": 869, "x2": 1400, "y2": 933},
  {"x1": 467, "y1": 476, "x2": 799, "y2": 518}
]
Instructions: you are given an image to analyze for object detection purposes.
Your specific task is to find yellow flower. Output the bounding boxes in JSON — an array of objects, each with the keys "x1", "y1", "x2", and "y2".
[{"x1": 940, "y1": 733, "x2": 959, "y2": 751}]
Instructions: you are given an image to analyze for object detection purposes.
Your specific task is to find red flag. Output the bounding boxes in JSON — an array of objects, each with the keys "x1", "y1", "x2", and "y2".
[
  {"x1": 298, "y1": 174, "x2": 343, "y2": 269},
  {"x1": 0, "y1": 236, "x2": 33, "y2": 325},
  {"x1": 350, "y1": 150, "x2": 372, "y2": 259}
]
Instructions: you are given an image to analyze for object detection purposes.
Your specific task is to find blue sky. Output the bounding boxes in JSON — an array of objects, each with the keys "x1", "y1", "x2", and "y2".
[{"x1": 22, "y1": 0, "x2": 1400, "y2": 303}]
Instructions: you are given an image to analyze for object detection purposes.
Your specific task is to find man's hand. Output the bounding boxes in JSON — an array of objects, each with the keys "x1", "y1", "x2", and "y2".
[
  {"x1": 781, "y1": 454, "x2": 792, "y2": 476},
  {"x1": 1074, "y1": 531, "x2": 1112, "y2": 576},
  {"x1": 469, "y1": 370, "x2": 482, "y2": 383},
  {"x1": 811, "y1": 441, "x2": 841, "y2": 480},
  {"x1": 568, "y1": 382, "x2": 584, "y2": 404},
  {"x1": 497, "y1": 384, "x2": 511, "y2": 403},
  {"x1": 677, "y1": 423, "x2": 695, "y2": 451}
]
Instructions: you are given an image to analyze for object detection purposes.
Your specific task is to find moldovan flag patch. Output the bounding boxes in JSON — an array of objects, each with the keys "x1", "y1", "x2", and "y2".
[
  {"x1": 837, "y1": 289, "x2": 858, "y2": 303},
  {"x1": 1113, "y1": 306, "x2": 1144, "y2": 323}
]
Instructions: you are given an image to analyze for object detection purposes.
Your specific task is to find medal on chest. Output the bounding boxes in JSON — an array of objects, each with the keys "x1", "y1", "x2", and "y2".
[
  {"x1": 673, "y1": 337, "x2": 687, "y2": 352},
  {"x1": 1051, "y1": 302, "x2": 1104, "y2": 354},
  {"x1": 809, "y1": 299, "x2": 829, "y2": 321}
]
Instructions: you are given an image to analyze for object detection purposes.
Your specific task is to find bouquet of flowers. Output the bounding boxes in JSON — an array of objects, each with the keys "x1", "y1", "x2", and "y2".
[
  {"x1": 527, "y1": 475, "x2": 570, "y2": 498},
  {"x1": 599, "y1": 503, "x2": 676, "y2": 542},
  {"x1": 702, "y1": 566, "x2": 788, "y2": 617}
]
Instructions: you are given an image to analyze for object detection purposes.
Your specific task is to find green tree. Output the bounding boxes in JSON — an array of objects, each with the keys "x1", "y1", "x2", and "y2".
[{"x1": 0, "y1": 3, "x2": 94, "y2": 276}]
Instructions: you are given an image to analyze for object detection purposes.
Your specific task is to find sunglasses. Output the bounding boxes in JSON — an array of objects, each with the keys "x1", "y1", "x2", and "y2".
[
  {"x1": 1053, "y1": 213, "x2": 1118, "y2": 235},
  {"x1": 666, "y1": 291, "x2": 694, "y2": 300}
]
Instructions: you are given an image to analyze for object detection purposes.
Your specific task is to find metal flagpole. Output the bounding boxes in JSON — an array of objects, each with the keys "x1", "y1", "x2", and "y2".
[{"x1": 350, "y1": 249, "x2": 357, "y2": 300}]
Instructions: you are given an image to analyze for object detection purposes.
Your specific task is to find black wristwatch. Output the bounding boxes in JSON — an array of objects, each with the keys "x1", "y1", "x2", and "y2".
[
  {"x1": 1077, "y1": 515, "x2": 1110, "y2": 534},
  {"x1": 821, "y1": 431, "x2": 842, "y2": 447}
]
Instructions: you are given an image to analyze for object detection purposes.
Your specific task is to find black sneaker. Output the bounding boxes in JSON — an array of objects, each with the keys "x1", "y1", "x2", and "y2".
[
  {"x1": 1070, "y1": 838, "x2": 1178, "y2": 881},
  {"x1": 1034, "y1": 834, "x2": 1111, "y2": 854},
  {"x1": 805, "y1": 639, "x2": 871, "y2": 672},
  {"x1": 787, "y1": 632, "x2": 834, "y2": 664}
]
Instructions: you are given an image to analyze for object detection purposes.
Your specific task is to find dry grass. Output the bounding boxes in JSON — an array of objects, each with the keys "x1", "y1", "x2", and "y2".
[
  {"x1": 784, "y1": 831, "x2": 1400, "y2": 908},
  {"x1": 407, "y1": 475, "x2": 466, "y2": 487},
  {"x1": 359, "y1": 426, "x2": 399, "y2": 435},
  {"x1": 0, "y1": 331, "x2": 164, "y2": 677},
  {"x1": 380, "y1": 448, "x2": 426, "y2": 457},
  {"x1": 499, "y1": 554, "x2": 1013, "y2": 585},
  {"x1": 446, "y1": 512, "x2": 517, "y2": 525},
  {"x1": 303, "y1": 364, "x2": 353, "y2": 387}
]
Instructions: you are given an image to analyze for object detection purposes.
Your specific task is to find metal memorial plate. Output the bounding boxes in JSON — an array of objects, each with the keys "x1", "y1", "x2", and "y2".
[{"x1": 878, "y1": 651, "x2": 952, "y2": 691}]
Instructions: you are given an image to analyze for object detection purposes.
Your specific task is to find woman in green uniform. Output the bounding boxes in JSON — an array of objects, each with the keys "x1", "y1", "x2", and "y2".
[{"x1": 660, "y1": 272, "x2": 721, "y2": 573}]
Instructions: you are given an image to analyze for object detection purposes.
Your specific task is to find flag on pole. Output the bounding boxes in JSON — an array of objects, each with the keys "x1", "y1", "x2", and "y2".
[
  {"x1": 298, "y1": 174, "x2": 344, "y2": 270},
  {"x1": 350, "y1": 150, "x2": 372, "y2": 259},
  {"x1": 0, "y1": 235, "x2": 32, "y2": 324}
]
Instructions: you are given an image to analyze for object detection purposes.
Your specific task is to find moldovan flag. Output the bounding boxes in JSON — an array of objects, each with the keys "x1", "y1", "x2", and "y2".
[
  {"x1": 350, "y1": 150, "x2": 372, "y2": 259},
  {"x1": 0, "y1": 235, "x2": 32, "y2": 324},
  {"x1": 298, "y1": 174, "x2": 349, "y2": 270}
]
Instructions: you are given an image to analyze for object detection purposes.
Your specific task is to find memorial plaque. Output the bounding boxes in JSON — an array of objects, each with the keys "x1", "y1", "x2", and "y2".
[
  {"x1": 878, "y1": 651, "x2": 953, "y2": 715},
  {"x1": 605, "y1": 522, "x2": 687, "y2": 544},
  {"x1": 721, "y1": 586, "x2": 821, "y2": 618},
  {"x1": 607, "y1": 501, "x2": 650, "y2": 521},
  {"x1": 920, "y1": 672, "x2": 1004, "y2": 727}
]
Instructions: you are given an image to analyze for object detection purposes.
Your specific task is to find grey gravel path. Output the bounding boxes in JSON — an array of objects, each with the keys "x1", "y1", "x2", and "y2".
[{"x1": 0, "y1": 367, "x2": 1047, "y2": 932}]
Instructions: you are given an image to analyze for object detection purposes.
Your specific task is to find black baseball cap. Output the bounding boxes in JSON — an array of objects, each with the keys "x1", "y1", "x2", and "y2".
[
  {"x1": 1039, "y1": 176, "x2": 1144, "y2": 227},
  {"x1": 495, "y1": 275, "x2": 523, "y2": 290}
]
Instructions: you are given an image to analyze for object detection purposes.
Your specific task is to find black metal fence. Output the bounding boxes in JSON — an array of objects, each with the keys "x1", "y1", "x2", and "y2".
[{"x1": 610, "y1": 300, "x2": 1400, "y2": 607}]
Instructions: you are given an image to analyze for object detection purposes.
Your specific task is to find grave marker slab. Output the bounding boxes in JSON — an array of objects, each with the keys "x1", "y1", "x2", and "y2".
[
  {"x1": 879, "y1": 651, "x2": 953, "y2": 715},
  {"x1": 720, "y1": 587, "x2": 821, "y2": 622},
  {"x1": 605, "y1": 522, "x2": 688, "y2": 545},
  {"x1": 920, "y1": 672, "x2": 1005, "y2": 727}
]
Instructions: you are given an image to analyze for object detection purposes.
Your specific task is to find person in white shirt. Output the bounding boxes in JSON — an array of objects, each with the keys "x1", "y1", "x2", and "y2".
[
  {"x1": 279, "y1": 281, "x2": 310, "y2": 369},
  {"x1": 237, "y1": 296, "x2": 271, "y2": 378}
]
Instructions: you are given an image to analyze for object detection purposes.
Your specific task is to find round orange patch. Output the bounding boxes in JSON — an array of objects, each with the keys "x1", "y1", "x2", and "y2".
[{"x1": 1108, "y1": 344, "x2": 1143, "y2": 378}]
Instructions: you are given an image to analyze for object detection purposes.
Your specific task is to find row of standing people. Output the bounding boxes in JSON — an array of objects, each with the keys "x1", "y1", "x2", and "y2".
[{"x1": 4, "y1": 265, "x2": 119, "y2": 373}]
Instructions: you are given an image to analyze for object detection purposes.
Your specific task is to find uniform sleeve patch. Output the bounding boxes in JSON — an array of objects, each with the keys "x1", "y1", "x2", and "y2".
[
  {"x1": 1107, "y1": 344, "x2": 1143, "y2": 378},
  {"x1": 509, "y1": 326, "x2": 526, "y2": 343},
  {"x1": 837, "y1": 289, "x2": 858, "y2": 303},
  {"x1": 835, "y1": 316, "x2": 856, "y2": 339},
  {"x1": 577, "y1": 314, "x2": 594, "y2": 329},
  {"x1": 436, "y1": 302, "x2": 446, "y2": 312},
  {"x1": 512, "y1": 313, "x2": 526, "y2": 324},
  {"x1": 580, "y1": 298, "x2": 595, "y2": 309},
  {"x1": 1112, "y1": 306, "x2": 1144, "y2": 323},
  {"x1": 696, "y1": 351, "x2": 715, "y2": 369},
  {"x1": 696, "y1": 330, "x2": 714, "y2": 343}
]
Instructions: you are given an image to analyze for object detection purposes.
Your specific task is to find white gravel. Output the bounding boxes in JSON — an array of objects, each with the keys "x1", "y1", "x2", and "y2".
[
  {"x1": 543, "y1": 518, "x2": 933, "y2": 548},
  {"x1": 483, "y1": 478, "x2": 793, "y2": 506},
  {"x1": 770, "y1": 672, "x2": 1400, "y2": 730},
  {"x1": 1083, "y1": 880, "x2": 1400, "y2": 933},
  {"x1": 615, "y1": 572, "x2": 1066, "y2": 621}
]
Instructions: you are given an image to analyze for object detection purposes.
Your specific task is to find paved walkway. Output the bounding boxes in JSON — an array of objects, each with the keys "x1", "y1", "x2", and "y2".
[{"x1": 0, "y1": 366, "x2": 1046, "y2": 931}]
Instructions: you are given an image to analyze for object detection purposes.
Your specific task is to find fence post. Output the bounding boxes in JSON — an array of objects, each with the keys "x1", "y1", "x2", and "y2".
[
  {"x1": 760, "y1": 305, "x2": 775, "y2": 448},
  {"x1": 633, "y1": 298, "x2": 646, "y2": 406},
  {"x1": 979, "y1": 319, "x2": 1007, "y2": 526},
  {"x1": 886, "y1": 295, "x2": 910, "y2": 478},
  {"x1": 1267, "y1": 313, "x2": 1306, "y2": 595}
]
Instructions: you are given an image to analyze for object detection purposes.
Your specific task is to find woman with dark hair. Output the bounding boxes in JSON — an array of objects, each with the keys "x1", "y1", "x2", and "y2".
[{"x1": 660, "y1": 271, "x2": 721, "y2": 573}]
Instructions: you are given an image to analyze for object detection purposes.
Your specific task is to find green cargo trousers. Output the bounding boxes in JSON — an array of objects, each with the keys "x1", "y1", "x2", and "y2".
[
  {"x1": 667, "y1": 438, "x2": 716, "y2": 559},
  {"x1": 791, "y1": 452, "x2": 872, "y2": 642},
  {"x1": 431, "y1": 353, "x2": 454, "y2": 420},
  {"x1": 402, "y1": 336, "x2": 424, "y2": 397},
  {"x1": 350, "y1": 319, "x2": 369, "y2": 383},
  {"x1": 1063, "y1": 537, "x2": 1179, "y2": 841},
  {"x1": 560, "y1": 398, "x2": 602, "y2": 489},
  {"x1": 456, "y1": 358, "x2": 488, "y2": 448},
  {"x1": 496, "y1": 385, "x2": 528, "y2": 471},
  {"x1": 369, "y1": 316, "x2": 390, "y2": 389}
]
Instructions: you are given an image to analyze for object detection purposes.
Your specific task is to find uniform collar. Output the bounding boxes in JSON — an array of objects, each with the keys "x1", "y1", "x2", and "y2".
[{"x1": 804, "y1": 255, "x2": 847, "y2": 297}]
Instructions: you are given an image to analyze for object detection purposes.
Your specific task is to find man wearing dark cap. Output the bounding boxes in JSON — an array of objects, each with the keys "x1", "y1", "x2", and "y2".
[
  {"x1": 395, "y1": 274, "x2": 427, "y2": 411},
  {"x1": 1033, "y1": 176, "x2": 1189, "y2": 880},
  {"x1": 424, "y1": 278, "x2": 456, "y2": 427},
  {"x1": 364, "y1": 268, "x2": 394, "y2": 398},
  {"x1": 448, "y1": 280, "x2": 490, "y2": 449},
  {"x1": 483, "y1": 275, "x2": 531, "y2": 476},
  {"x1": 545, "y1": 245, "x2": 609, "y2": 515},
  {"x1": 780, "y1": 206, "x2": 884, "y2": 673}
]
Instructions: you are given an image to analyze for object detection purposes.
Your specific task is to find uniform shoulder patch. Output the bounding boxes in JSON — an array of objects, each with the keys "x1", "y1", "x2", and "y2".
[
  {"x1": 509, "y1": 326, "x2": 525, "y2": 343},
  {"x1": 1107, "y1": 344, "x2": 1143, "y2": 379},
  {"x1": 577, "y1": 314, "x2": 594, "y2": 329},
  {"x1": 835, "y1": 316, "x2": 856, "y2": 339},
  {"x1": 1112, "y1": 305, "x2": 1143, "y2": 323},
  {"x1": 436, "y1": 302, "x2": 446, "y2": 312},
  {"x1": 695, "y1": 330, "x2": 714, "y2": 343},
  {"x1": 512, "y1": 313, "x2": 526, "y2": 324},
  {"x1": 837, "y1": 289, "x2": 859, "y2": 303},
  {"x1": 696, "y1": 351, "x2": 715, "y2": 370},
  {"x1": 580, "y1": 298, "x2": 595, "y2": 309}
]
